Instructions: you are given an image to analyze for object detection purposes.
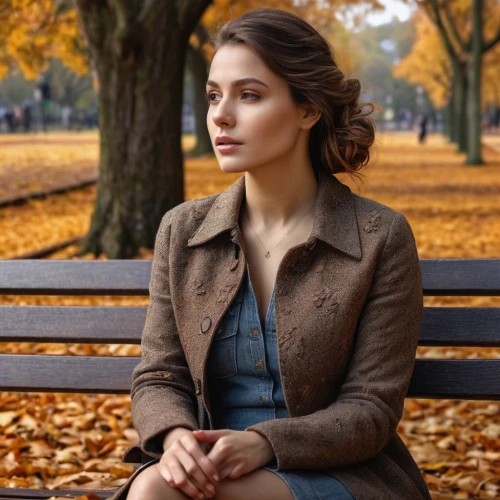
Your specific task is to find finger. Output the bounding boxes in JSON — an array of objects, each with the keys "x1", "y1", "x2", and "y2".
[
  {"x1": 190, "y1": 474, "x2": 217, "y2": 499},
  {"x1": 156, "y1": 461, "x2": 174, "y2": 486},
  {"x1": 216, "y1": 466, "x2": 233, "y2": 481},
  {"x1": 166, "y1": 454, "x2": 206, "y2": 499},
  {"x1": 176, "y1": 443, "x2": 217, "y2": 498},
  {"x1": 181, "y1": 435, "x2": 220, "y2": 484},
  {"x1": 159, "y1": 461, "x2": 214, "y2": 499},
  {"x1": 193, "y1": 429, "x2": 228, "y2": 442}
]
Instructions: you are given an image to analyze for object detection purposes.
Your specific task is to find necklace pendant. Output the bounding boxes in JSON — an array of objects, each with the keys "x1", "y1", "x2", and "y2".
[{"x1": 265, "y1": 251, "x2": 270, "y2": 258}]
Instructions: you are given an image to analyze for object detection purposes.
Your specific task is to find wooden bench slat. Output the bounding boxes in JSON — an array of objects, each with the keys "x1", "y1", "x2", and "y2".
[
  {"x1": 0, "y1": 355, "x2": 499, "y2": 399},
  {"x1": 0, "y1": 306, "x2": 146, "y2": 344},
  {"x1": 1, "y1": 259, "x2": 500, "y2": 295},
  {"x1": 408, "y1": 359, "x2": 500, "y2": 400},
  {"x1": 0, "y1": 261, "x2": 151, "y2": 296},
  {"x1": 0, "y1": 355, "x2": 139, "y2": 393},
  {"x1": 419, "y1": 307, "x2": 500, "y2": 346},
  {"x1": 2, "y1": 306, "x2": 500, "y2": 346},
  {"x1": 0, "y1": 486, "x2": 118, "y2": 499},
  {"x1": 420, "y1": 258, "x2": 500, "y2": 295}
]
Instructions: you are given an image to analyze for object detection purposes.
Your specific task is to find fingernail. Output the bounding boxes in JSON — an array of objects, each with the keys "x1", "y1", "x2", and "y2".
[
  {"x1": 213, "y1": 474, "x2": 219, "y2": 482},
  {"x1": 208, "y1": 484, "x2": 215, "y2": 493}
]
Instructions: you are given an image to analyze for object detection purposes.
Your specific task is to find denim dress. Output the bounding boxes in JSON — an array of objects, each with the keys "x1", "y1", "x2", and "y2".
[{"x1": 206, "y1": 265, "x2": 355, "y2": 500}]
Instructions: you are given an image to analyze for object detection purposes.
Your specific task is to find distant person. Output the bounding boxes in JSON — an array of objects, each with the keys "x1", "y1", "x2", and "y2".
[
  {"x1": 5, "y1": 109, "x2": 15, "y2": 133},
  {"x1": 22, "y1": 99, "x2": 33, "y2": 132},
  {"x1": 84, "y1": 110, "x2": 94, "y2": 129},
  {"x1": 493, "y1": 107, "x2": 500, "y2": 131},
  {"x1": 13, "y1": 106, "x2": 22, "y2": 131},
  {"x1": 73, "y1": 109, "x2": 85, "y2": 131},
  {"x1": 418, "y1": 113, "x2": 428, "y2": 144},
  {"x1": 61, "y1": 105, "x2": 72, "y2": 130},
  {"x1": 0, "y1": 106, "x2": 6, "y2": 132}
]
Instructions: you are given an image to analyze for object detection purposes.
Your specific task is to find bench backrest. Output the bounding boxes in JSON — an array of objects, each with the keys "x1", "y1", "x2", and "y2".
[{"x1": 1, "y1": 259, "x2": 499, "y2": 400}]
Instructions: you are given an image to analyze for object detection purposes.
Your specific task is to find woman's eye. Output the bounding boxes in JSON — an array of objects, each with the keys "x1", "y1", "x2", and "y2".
[
  {"x1": 204, "y1": 91, "x2": 259, "y2": 103},
  {"x1": 241, "y1": 92, "x2": 259, "y2": 100},
  {"x1": 204, "y1": 91, "x2": 216, "y2": 102}
]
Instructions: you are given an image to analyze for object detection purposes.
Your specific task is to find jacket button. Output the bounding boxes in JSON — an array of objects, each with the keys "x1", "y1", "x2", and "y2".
[
  {"x1": 251, "y1": 329, "x2": 259, "y2": 338},
  {"x1": 201, "y1": 317, "x2": 212, "y2": 333},
  {"x1": 255, "y1": 360, "x2": 264, "y2": 369}
]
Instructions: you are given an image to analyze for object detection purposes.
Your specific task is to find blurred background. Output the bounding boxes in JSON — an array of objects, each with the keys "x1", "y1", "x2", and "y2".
[{"x1": 0, "y1": 1, "x2": 499, "y2": 498}]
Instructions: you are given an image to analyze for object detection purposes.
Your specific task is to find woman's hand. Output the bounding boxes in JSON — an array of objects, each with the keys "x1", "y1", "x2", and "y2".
[
  {"x1": 157, "y1": 431, "x2": 220, "y2": 499},
  {"x1": 193, "y1": 429, "x2": 275, "y2": 481}
]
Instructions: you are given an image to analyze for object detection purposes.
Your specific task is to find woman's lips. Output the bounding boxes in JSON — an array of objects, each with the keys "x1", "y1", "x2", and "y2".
[{"x1": 216, "y1": 143, "x2": 242, "y2": 153}]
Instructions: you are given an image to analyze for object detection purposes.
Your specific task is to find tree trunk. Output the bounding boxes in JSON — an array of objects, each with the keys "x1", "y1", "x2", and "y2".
[
  {"x1": 74, "y1": 0, "x2": 212, "y2": 258},
  {"x1": 449, "y1": 70, "x2": 458, "y2": 144},
  {"x1": 455, "y1": 65, "x2": 468, "y2": 154},
  {"x1": 184, "y1": 43, "x2": 213, "y2": 157},
  {"x1": 465, "y1": 0, "x2": 484, "y2": 165},
  {"x1": 444, "y1": 97, "x2": 453, "y2": 143}
]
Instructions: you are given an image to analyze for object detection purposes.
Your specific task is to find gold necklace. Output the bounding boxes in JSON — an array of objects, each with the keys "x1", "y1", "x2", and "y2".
[{"x1": 244, "y1": 202, "x2": 316, "y2": 258}]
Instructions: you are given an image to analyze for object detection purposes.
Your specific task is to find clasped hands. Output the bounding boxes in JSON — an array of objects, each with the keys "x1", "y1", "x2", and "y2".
[{"x1": 158, "y1": 428, "x2": 275, "y2": 500}]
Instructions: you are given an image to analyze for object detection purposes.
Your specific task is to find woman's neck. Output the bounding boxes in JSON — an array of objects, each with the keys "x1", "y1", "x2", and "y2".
[{"x1": 242, "y1": 167, "x2": 319, "y2": 232}]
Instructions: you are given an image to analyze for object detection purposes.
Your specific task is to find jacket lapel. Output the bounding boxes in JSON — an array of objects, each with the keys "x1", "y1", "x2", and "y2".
[{"x1": 187, "y1": 167, "x2": 362, "y2": 260}]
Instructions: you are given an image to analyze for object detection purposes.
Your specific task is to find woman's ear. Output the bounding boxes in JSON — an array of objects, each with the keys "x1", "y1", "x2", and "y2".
[{"x1": 299, "y1": 102, "x2": 321, "y2": 130}]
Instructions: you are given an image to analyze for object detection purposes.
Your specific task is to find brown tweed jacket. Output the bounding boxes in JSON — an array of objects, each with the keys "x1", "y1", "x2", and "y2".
[{"x1": 112, "y1": 167, "x2": 431, "y2": 500}]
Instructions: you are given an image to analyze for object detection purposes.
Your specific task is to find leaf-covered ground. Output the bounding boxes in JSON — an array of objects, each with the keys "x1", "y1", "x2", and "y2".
[
  {"x1": 0, "y1": 132, "x2": 98, "y2": 205},
  {"x1": 0, "y1": 131, "x2": 499, "y2": 499}
]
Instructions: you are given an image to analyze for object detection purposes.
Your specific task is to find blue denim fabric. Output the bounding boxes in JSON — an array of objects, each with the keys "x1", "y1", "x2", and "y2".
[{"x1": 207, "y1": 266, "x2": 355, "y2": 500}]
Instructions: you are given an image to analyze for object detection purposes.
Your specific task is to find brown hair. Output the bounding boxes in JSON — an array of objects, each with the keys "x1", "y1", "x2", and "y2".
[{"x1": 209, "y1": 8, "x2": 378, "y2": 182}]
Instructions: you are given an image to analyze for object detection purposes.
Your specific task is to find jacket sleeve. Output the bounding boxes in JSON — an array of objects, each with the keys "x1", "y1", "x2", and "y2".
[
  {"x1": 245, "y1": 212, "x2": 423, "y2": 470},
  {"x1": 130, "y1": 210, "x2": 199, "y2": 459}
]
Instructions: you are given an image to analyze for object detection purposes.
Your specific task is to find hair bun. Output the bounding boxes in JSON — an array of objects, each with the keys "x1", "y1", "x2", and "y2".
[{"x1": 343, "y1": 79, "x2": 361, "y2": 104}]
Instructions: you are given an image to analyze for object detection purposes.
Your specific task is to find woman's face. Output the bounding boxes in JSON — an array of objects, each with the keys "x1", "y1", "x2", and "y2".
[{"x1": 206, "y1": 44, "x2": 307, "y2": 175}]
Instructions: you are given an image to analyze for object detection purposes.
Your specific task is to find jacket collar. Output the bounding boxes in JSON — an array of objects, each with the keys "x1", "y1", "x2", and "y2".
[{"x1": 187, "y1": 167, "x2": 362, "y2": 260}]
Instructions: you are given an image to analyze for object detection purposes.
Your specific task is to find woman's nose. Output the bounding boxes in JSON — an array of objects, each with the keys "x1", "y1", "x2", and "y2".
[{"x1": 212, "y1": 99, "x2": 235, "y2": 127}]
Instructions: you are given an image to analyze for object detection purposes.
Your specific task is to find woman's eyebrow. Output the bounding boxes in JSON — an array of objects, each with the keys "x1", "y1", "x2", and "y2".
[{"x1": 206, "y1": 77, "x2": 269, "y2": 89}]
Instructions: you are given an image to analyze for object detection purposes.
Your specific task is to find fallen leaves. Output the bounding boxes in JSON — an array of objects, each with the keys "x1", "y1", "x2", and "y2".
[
  {"x1": 401, "y1": 399, "x2": 500, "y2": 498},
  {"x1": 0, "y1": 392, "x2": 136, "y2": 492},
  {"x1": 0, "y1": 132, "x2": 98, "y2": 206}
]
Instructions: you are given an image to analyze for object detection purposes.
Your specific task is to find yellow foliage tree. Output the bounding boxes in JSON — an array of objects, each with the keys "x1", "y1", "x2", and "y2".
[
  {"x1": 394, "y1": 3, "x2": 500, "y2": 111},
  {"x1": 393, "y1": 10, "x2": 451, "y2": 109},
  {"x1": 483, "y1": 44, "x2": 500, "y2": 106},
  {"x1": 0, "y1": 0, "x2": 88, "y2": 81},
  {"x1": 395, "y1": 0, "x2": 500, "y2": 165}
]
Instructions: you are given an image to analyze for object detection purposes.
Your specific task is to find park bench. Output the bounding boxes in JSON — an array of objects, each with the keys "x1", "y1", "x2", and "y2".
[{"x1": 0, "y1": 258, "x2": 499, "y2": 499}]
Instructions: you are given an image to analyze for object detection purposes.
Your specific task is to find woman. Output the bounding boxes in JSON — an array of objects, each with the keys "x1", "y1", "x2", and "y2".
[{"x1": 111, "y1": 8, "x2": 431, "y2": 500}]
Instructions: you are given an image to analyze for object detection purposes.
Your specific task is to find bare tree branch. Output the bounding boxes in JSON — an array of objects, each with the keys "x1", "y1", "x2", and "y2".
[
  {"x1": 425, "y1": 0, "x2": 460, "y2": 64},
  {"x1": 483, "y1": 25, "x2": 500, "y2": 52},
  {"x1": 443, "y1": 1, "x2": 467, "y2": 53}
]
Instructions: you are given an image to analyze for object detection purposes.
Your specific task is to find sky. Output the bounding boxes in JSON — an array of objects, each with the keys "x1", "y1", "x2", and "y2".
[
  {"x1": 335, "y1": 0, "x2": 418, "y2": 32},
  {"x1": 364, "y1": 0, "x2": 417, "y2": 26}
]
